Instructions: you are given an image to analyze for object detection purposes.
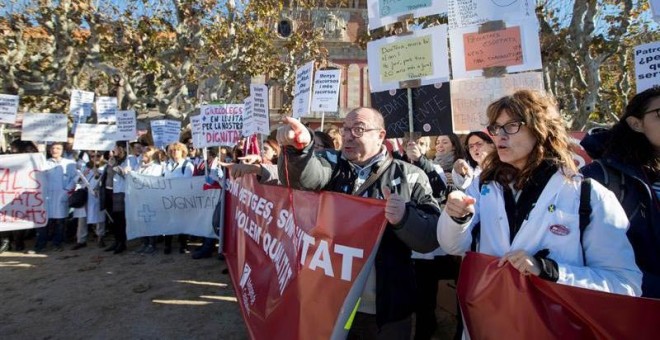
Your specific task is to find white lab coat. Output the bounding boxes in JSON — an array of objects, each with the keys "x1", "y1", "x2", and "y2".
[
  {"x1": 43, "y1": 157, "x2": 77, "y2": 219},
  {"x1": 437, "y1": 171, "x2": 642, "y2": 296},
  {"x1": 163, "y1": 159, "x2": 194, "y2": 178}
]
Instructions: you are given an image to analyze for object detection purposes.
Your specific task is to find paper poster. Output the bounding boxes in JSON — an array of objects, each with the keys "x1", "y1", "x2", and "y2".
[
  {"x1": 190, "y1": 115, "x2": 204, "y2": 149},
  {"x1": 242, "y1": 96, "x2": 255, "y2": 137},
  {"x1": 0, "y1": 153, "x2": 47, "y2": 231},
  {"x1": 21, "y1": 113, "x2": 68, "y2": 142},
  {"x1": 0, "y1": 94, "x2": 19, "y2": 125},
  {"x1": 115, "y1": 110, "x2": 137, "y2": 141},
  {"x1": 634, "y1": 41, "x2": 660, "y2": 93},
  {"x1": 367, "y1": 0, "x2": 447, "y2": 30},
  {"x1": 367, "y1": 24, "x2": 450, "y2": 92},
  {"x1": 250, "y1": 84, "x2": 270, "y2": 135},
  {"x1": 449, "y1": 19, "x2": 542, "y2": 79},
  {"x1": 292, "y1": 61, "x2": 315, "y2": 118},
  {"x1": 200, "y1": 104, "x2": 244, "y2": 147},
  {"x1": 450, "y1": 72, "x2": 544, "y2": 133},
  {"x1": 72, "y1": 124, "x2": 117, "y2": 151},
  {"x1": 96, "y1": 96, "x2": 118, "y2": 123},
  {"x1": 447, "y1": 0, "x2": 536, "y2": 28},
  {"x1": 150, "y1": 120, "x2": 182, "y2": 149},
  {"x1": 311, "y1": 69, "x2": 341, "y2": 113},
  {"x1": 69, "y1": 89, "x2": 95, "y2": 117}
]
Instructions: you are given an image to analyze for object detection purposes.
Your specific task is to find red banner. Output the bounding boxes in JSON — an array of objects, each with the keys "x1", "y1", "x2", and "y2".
[
  {"x1": 223, "y1": 176, "x2": 387, "y2": 339},
  {"x1": 458, "y1": 252, "x2": 660, "y2": 339}
]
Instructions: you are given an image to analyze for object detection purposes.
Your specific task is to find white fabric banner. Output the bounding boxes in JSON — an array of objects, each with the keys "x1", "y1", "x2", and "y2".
[
  {"x1": 0, "y1": 153, "x2": 47, "y2": 231},
  {"x1": 125, "y1": 173, "x2": 222, "y2": 240}
]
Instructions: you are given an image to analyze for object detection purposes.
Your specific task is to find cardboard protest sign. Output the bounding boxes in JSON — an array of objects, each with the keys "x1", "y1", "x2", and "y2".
[
  {"x1": 367, "y1": 25, "x2": 450, "y2": 92},
  {"x1": 72, "y1": 124, "x2": 117, "y2": 151},
  {"x1": 0, "y1": 94, "x2": 19, "y2": 125},
  {"x1": 371, "y1": 82, "x2": 453, "y2": 138},
  {"x1": 115, "y1": 110, "x2": 137, "y2": 141},
  {"x1": 447, "y1": 0, "x2": 536, "y2": 29},
  {"x1": 0, "y1": 153, "x2": 47, "y2": 231},
  {"x1": 224, "y1": 176, "x2": 387, "y2": 339},
  {"x1": 69, "y1": 89, "x2": 94, "y2": 117},
  {"x1": 634, "y1": 41, "x2": 660, "y2": 93},
  {"x1": 450, "y1": 72, "x2": 544, "y2": 133},
  {"x1": 21, "y1": 113, "x2": 68, "y2": 142},
  {"x1": 150, "y1": 120, "x2": 181, "y2": 149},
  {"x1": 250, "y1": 84, "x2": 270, "y2": 135},
  {"x1": 125, "y1": 173, "x2": 221, "y2": 239},
  {"x1": 200, "y1": 104, "x2": 244, "y2": 147},
  {"x1": 311, "y1": 69, "x2": 341, "y2": 112},
  {"x1": 367, "y1": 0, "x2": 447, "y2": 30},
  {"x1": 95, "y1": 96, "x2": 118, "y2": 123},
  {"x1": 292, "y1": 61, "x2": 315, "y2": 118},
  {"x1": 449, "y1": 19, "x2": 542, "y2": 79}
]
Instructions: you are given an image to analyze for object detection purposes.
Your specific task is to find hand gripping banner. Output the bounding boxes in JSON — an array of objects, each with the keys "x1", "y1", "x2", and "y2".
[{"x1": 223, "y1": 176, "x2": 387, "y2": 339}]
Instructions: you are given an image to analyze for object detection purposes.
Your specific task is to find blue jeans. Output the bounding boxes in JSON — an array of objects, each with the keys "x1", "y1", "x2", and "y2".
[{"x1": 35, "y1": 218, "x2": 65, "y2": 250}]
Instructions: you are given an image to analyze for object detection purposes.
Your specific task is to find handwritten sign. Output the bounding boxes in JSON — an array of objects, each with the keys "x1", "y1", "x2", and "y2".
[
  {"x1": 242, "y1": 96, "x2": 255, "y2": 136},
  {"x1": 200, "y1": 104, "x2": 244, "y2": 147},
  {"x1": 0, "y1": 153, "x2": 47, "y2": 231},
  {"x1": 69, "y1": 89, "x2": 94, "y2": 117},
  {"x1": 21, "y1": 113, "x2": 68, "y2": 142},
  {"x1": 311, "y1": 69, "x2": 341, "y2": 112},
  {"x1": 292, "y1": 61, "x2": 315, "y2": 118},
  {"x1": 463, "y1": 27, "x2": 523, "y2": 70},
  {"x1": 447, "y1": 0, "x2": 536, "y2": 29},
  {"x1": 250, "y1": 84, "x2": 270, "y2": 135},
  {"x1": 450, "y1": 72, "x2": 544, "y2": 133},
  {"x1": 72, "y1": 123, "x2": 117, "y2": 151},
  {"x1": 115, "y1": 110, "x2": 137, "y2": 141},
  {"x1": 96, "y1": 96, "x2": 118, "y2": 123},
  {"x1": 367, "y1": 0, "x2": 446, "y2": 29},
  {"x1": 151, "y1": 120, "x2": 181, "y2": 149},
  {"x1": 634, "y1": 41, "x2": 660, "y2": 93},
  {"x1": 370, "y1": 82, "x2": 453, "y2": 138},
  {"x1": 367, "y1": 25, "x2": 450, "y2": 92},
  {"x1": 0, "y1": 94, "x2": 19, "y2": 125},
  {"x1": 190, "y1": 115, "x2": 204, "y2": 149}
]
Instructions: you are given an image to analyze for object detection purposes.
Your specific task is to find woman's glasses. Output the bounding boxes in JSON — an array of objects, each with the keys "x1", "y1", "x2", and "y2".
[
  {"x1": 486, "y1": 121, "x2": 526, "y2": 137},
  {"x1": 644, "y1": 108, "x2": 660, "y2": 119}
]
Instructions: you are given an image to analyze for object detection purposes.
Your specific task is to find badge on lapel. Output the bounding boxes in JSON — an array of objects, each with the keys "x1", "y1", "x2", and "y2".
[{"x1": 548, "y1": 224, "x2": 570, "y2": 236}]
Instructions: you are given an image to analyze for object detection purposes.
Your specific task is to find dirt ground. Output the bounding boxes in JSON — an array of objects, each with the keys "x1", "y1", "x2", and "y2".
[{"x1": 0, "y1": 236, "x2": 457, "y2": 339}]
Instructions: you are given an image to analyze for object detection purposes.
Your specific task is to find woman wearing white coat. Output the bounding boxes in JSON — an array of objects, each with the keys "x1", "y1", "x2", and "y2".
[
  {"x1": 437, "y1": 90, "x2": 642, "y2": 299},
  {"x1": 162, "y1": 142, "x2": 194, "y2": 254},
  {"x1": 71, "y1": 152, "x2": 107, "y2": 250}
]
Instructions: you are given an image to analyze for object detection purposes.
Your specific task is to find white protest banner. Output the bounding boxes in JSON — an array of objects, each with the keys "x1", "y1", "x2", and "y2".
[
  {"x1": 151, "y1": 120, "x2": 181, "y2": 149},
  {"x1": 125, "y1": 173, "x2": 221, "y2": 240},
  {"x1": 250, "y1": 84, "x2": 270, "y2": 135},
  {"x1": 367, "y1": 24, "x2": 450, "y2": 92},
  {"x1": 368, "y1": 0, "x2": 447, "y2": 30},
  {"x1": 115, "y1": 110, "x2": 137, "y2": 141},
  {"x1": 634, "y1": 41, "x2": 660, "y2": 93},
  {"x1": 311, "y1": 69, "x2": 341, "y2": 112},
  {"x1": 0, "y1": 94, "x2": 19, "y2": 125},
  {"x1": 200, "y1": 104, "x2": 243, "y2": 147},
  {"x1": 242, "y1": 96, "x2": 255, "y2": 137},
  {"x1": 447, "y1": 0, "x2": 536, "y2": 29},
  {"x1": 0, "y1": 153, "x2": 47, "y2": 231},
  {"x1": 72, "y1": 124, "x2": 117, "y2": 151},
  {"x1": 449, "y1": 19, "x2": 542, "y2": 80},
  {"x1": 69, "y1": 89, "x2": 95, "y2": 117},
  {"x1": 190, "y1": 115, "x2": 204, "y2": 149},
  {"x1": 21, "y1": 113, "x2": 68, "y2": 142},
  {"x1": 450, "y1": 72, "x2": 544, "y2": 133},
  {"x1": 96, "y1": 96, "x2": 118, "y2": 123},
  {"x1": 292, "y1": 61, "x2": 315, "y2": 118}
]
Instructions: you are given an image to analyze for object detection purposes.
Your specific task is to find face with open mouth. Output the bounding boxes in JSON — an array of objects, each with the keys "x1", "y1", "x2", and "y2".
[
  {"x1": 490, "y1": 109, "x2": 536, "y2": 170},
  {"x1": 467, "y1": 135, "x2": 495, "y2": 167}
]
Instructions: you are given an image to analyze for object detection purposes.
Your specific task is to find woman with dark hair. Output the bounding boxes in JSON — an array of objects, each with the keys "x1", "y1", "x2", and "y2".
[
  {"x1": 438, "y1": 90, "x2": 641, "y2": 307},
  {"x1": 581, "y1": 86, "x2": 660, "y2": 298},
  {"x1": 432, "y1": 133, "x2": 466, "y2": 189},
  {"x1": 452, "y1": 131, "x2": 496, "y2": 190},
  {"x1": 313, "y1": 131, "x2": 335, "y2": 152}
]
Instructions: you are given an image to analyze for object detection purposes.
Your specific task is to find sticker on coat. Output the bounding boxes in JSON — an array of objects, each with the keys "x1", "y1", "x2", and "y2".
[{"x1": 548, "y1": 224, "x2": 570, "y2": 236}]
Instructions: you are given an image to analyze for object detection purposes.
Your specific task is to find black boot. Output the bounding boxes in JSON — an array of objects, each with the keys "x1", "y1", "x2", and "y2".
[
  {"x1": 113, "y1": 242, "x2": 126, "y2": 254},
  {"x1": 104, "y1": 243, "x2": 118, "y2": 252}
]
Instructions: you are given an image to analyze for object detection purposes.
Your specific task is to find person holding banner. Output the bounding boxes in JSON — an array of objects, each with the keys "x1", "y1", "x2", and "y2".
[
  {"x1": 277, "y1": 107, "x2": 440, "y2": 338},
  {"x1": 163, "y1": 142, "x2": 194, "y2": 254},
  {"x1": 437, "y1": 91, "x2": 641, "y2": 304},
  {"x1": 580, "y1": 86, "x2": 660, "y2": 298},
  {"x1": 134, "y1": 146, "x2": 165, "y2": 254}
]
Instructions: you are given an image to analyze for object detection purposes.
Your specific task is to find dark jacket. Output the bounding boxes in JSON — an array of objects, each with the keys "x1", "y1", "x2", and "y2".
[
  {"x1": 279, "y1": 143, "x2": 440, "y2": 326},
  {"x1": 581, "y1": 129, "x2": 660, "y2": 298}
]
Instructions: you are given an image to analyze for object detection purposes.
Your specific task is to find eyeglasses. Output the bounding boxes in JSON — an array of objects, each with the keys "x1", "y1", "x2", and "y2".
[
  {"x1": 468, "y1": 141, "x2": 485, "y2": 150},
  {"x1": 487, "y1": 121, "x2": 526, "y2": 137},
  {"x1": 644, "y1": 108, "x2": 660, "y2": 119},
  {"x1": 341, "y1": 126, "x2": 380, "y2": 138}
]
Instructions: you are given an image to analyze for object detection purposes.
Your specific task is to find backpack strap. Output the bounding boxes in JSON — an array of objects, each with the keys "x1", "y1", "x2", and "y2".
[
  {"x1": 579, "y1": 178, "x2": 592, "y2": 265},
  {"x1": 181, "y1": 159, "x2": 190, "y2": 175},
  {"x1": 593, "y1": 159, "x2": 625, "y2": 202}
]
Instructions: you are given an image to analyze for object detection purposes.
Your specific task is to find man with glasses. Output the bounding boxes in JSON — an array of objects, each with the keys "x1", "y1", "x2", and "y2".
[{"x1": 276, "y1": 107, "x2": 440, "y2": 338}]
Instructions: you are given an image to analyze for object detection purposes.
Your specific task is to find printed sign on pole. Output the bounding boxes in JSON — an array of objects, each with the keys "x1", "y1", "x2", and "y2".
[
  {"x1": 69, "y1": 89, "x2": 95, "y2": 117},
  {"x1": 292, "y1": 61, "x2": 315, "y2": 118},
  {"x1": 115, "y1": 110, "x2": 137, "y2": 141},
  {"x1": 242, "y1": 96, "x2": 255, "y2": 137},
  {"x1": 634, "y1": 41, "x2": 660, "y2": 93},
  {"x1": 200, "y1": 104, "x2": 244, "y2": 147},
  {"x1": 72, "y1": 124, "x2": 117, "y2": 151},
  {"x1": 367, "y1": 0, "x2": 447, "y2": 30},
  {"x1": 311, "y1": 69, "x2": 341, "y2": 113},
  {"x1": 151, "y1": 120, "x2": 181, "y2": 149},
  {"x1": 0, "y1": 94, "x2": 19, "y2": 125},
  {"x1": 96, "y1": 96, "x2": 118, "y2": 123},
  {"x1": 190, "y1": 115, "x2": 204, "y2": 149},
  {"x1": 250, "y1": 84, "x2": 270, "y2": 135},
  {"x1": 21, "y1": 113, "x2": 68, "y2": 142}
]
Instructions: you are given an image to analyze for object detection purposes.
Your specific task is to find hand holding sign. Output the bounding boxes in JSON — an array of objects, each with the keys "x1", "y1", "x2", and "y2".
[{"x1": 276, "y1": 116, "x2": 311, "y2": 150}]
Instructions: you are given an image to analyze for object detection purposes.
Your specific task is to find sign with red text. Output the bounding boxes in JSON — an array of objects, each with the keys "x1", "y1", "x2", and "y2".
[
  {"x1": 224, "y1": 176, "x2": 387, "y2": 339},
  {"x1": 200, "y1": 104, "x2": 244, "y2": 147},
  {"x1": 0, "y1": 153, "x2": 47, "y2": 231}
]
